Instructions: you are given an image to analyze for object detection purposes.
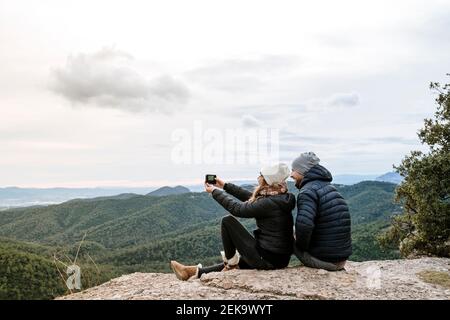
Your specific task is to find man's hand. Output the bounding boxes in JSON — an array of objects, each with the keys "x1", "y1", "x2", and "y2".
[
  {"x1": 215, "y1": 177, "x2": 225, "y2": 189},
  {"x1": 204, "y1": 183, "x2": 219, "y2": 194}
]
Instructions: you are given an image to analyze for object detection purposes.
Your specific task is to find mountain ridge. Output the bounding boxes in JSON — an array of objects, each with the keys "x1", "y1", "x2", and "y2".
[
  {"x1": 0, "y1": 174, "x2": 400, "y2": 207},
  {"x1": 147, "y1": 185, "x2": 191, "y2": 197},
  {"x1": 375, "y1": 172, "x2": 404, "y2": 184}
]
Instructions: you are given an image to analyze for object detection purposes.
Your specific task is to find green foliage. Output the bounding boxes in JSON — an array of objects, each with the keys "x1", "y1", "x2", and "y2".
[
  {"x1": 380, "y1": 77, "x2": 450, "y2": 257},
  {"x1": 0, "y1": 238, "x2": 121, "y2": 300},
  {"x1": 337, "y1": 181, "x2": 402, "y2": 225},
  {"x1": 98, "y1": 218, "x2": 255, "y2": 272},
  {"x1": 0, "y1": 244, "x2": 66, "y2": 299},
  {"x1": 351, "y1": 221, "x2": 400, "y2": 261}
]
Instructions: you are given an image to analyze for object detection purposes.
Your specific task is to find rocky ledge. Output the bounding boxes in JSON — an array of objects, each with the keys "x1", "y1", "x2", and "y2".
[{"x1": 58, "y1": 258, "x2": 450, "y2": 300}]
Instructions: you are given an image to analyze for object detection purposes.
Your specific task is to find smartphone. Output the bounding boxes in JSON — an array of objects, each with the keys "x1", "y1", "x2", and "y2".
[{"x1": 205, "y1": 174, "x2": 217, "y2": 184}]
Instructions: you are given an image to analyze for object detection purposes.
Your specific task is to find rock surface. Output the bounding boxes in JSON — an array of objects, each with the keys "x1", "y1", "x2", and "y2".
[{"x1": 58, "y1": 258, "x2": 450, "y2": 300}]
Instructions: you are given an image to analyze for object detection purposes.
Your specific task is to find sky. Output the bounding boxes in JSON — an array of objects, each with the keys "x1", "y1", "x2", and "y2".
[{"x1": 1, "y1": 0, "x2": 450, "y2": 188}]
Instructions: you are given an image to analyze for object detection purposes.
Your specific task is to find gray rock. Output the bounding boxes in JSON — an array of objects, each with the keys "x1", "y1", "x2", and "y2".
[{"x1": 57, "y1": 258, "x2": 450, "y2": 300}]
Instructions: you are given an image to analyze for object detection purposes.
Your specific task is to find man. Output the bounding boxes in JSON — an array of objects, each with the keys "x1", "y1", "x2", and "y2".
[{"x1": 291, "y1": 152, "x2": 352, "y2": 271}]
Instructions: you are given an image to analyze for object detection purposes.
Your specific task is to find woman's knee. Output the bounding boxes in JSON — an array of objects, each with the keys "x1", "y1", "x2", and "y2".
[{"x1": 221, "y1": 215, "x2": 237, "y2": 226}]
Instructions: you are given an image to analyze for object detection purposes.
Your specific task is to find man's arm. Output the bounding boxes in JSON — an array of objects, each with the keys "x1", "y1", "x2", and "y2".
[{"x1": 295, "y1": 189, "x2": 318, "y2": 251}]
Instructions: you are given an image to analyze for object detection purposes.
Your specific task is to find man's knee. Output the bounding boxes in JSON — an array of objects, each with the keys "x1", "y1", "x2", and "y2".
[{"x1": 296, "y1": 250, "x2": 343, "y2": 271}]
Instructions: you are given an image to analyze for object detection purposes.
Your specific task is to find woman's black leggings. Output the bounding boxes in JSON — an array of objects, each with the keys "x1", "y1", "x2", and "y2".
[{"x1": 198, "y1": 215, "x2": 273, "y2": 277}]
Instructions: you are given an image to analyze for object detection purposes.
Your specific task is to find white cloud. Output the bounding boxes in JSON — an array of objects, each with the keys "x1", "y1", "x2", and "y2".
[
  {"x1": 327, "y1": 92, "x2": 360, "y2": 107},
  {"x1": 306, "y1": 92, "x2": 360, "y2": 111},
  {"x1": 223, "y1": 92, "x2": 360, "y2": 125},
  {"x1": 242, "y1": 114, "x2": 263, "y2": 127},
  {"x1": 50, "y1": 47, "x2": 190, "y2": 113}
]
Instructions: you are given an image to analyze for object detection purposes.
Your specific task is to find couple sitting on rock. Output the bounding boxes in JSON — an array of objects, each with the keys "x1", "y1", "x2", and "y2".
[{"x1": 171, "y1": 152, "x2": 352, "y2": 281}]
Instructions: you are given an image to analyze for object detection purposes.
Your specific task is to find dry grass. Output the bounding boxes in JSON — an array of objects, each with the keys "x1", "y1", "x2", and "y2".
[{"x1": 417, "y1": 270, "x2": 450, "y2": 289}]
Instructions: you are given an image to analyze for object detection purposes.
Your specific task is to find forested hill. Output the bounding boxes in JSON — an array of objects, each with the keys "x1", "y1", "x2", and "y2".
[{"x1": 0, "y1": 180, "x2": 401, "y2": 299}]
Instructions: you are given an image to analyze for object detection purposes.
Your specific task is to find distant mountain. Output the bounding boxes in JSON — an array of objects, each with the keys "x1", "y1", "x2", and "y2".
[
  {"x1": 0, "y1": 186, "x2": 154, "y2": 208},
  {"x1": 333, "y1": 174, "x2": 379, "y2": 185},
  {"x1": 147, "y1": 186, "x2": 191, "y2": 197},
  {"x1": 240, "y1": 184, "x2": 256, "y2": 192},
  {"x1": 188, "y1": 176, "x2": 383, "y2": 190},
  {"x1": 72, "y1": 193, "x2": 141, "y2": 202},
  {"x1": 186, "y1": 180, "x2": 256, "y2": 192},
  {"x1": 376, "y1": 172, "x2": 404, "y2": 184},
  {"x1": 0, "y1": 172, "x2": 402, "y2": 208}
]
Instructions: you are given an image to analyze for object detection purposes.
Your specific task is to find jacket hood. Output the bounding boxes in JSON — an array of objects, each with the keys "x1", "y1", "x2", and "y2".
[
  {"x1": 298, "y1": 164, "x2": 333, "y2": 189},
  {"x1": 269, "y1": 192, "x2": 296, "y2": 212}
]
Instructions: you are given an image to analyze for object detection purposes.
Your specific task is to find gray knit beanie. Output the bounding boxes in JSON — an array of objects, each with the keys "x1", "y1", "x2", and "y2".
[{"x1": 292, "y1": 152, "x2": 320, "y2": 175}]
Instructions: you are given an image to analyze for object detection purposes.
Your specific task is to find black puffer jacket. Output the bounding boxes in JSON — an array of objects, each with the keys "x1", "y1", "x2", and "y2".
[
  {"x1": 212, "y1": 183, "x2": 295, "y2": 255},
  {"x1": 295, "y1": 164, "x2": 352, "y2": 262}
]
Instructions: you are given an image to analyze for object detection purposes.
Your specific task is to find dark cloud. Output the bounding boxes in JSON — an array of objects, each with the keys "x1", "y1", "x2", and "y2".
[{"x1": 50, "y1": 47, "x2": 190, "y2": 113}]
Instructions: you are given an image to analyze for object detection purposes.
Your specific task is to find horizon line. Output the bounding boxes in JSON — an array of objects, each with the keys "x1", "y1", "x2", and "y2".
[{"x1": 0, "y1": 172, "x2": 395, "y2": 189}]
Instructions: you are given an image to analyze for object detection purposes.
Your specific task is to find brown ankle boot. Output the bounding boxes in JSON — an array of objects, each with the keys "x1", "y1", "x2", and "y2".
[
  {"x1": 170, "y1": 260, "x2": 199, "y2": 281},
  {"x1": 220, "y1": 251, "x2": 240, "y2": 272},
  {"x1": 222, "y1": 263, "x2": 240, "y2": 272}
]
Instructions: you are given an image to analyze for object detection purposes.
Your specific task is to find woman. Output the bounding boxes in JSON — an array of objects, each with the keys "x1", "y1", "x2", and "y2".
[{"x1": 170, "y1": 163, "x2": 295, "y2": 280}]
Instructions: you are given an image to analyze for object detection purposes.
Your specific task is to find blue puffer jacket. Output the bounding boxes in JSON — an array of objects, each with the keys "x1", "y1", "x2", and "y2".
[{"x1": 295, "y1": 164, "x2": 352, "y2": 262}]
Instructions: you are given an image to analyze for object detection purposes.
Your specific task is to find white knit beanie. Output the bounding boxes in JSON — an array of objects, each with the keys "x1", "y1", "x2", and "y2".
[{"x1": 260, "y1": 163, "x2": 290, "y2": 185}]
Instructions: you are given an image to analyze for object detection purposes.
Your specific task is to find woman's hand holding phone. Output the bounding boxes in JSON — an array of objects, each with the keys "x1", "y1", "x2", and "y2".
[
  {"x1": 204, "y1": 183, "x2": 218, "y2": 193},
  {"x1": 215, "y1": 177, "x2": 225, "y2": 189},
  {"x1": 204, "y1": 176, "x2": 225, "y2": 193}
]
